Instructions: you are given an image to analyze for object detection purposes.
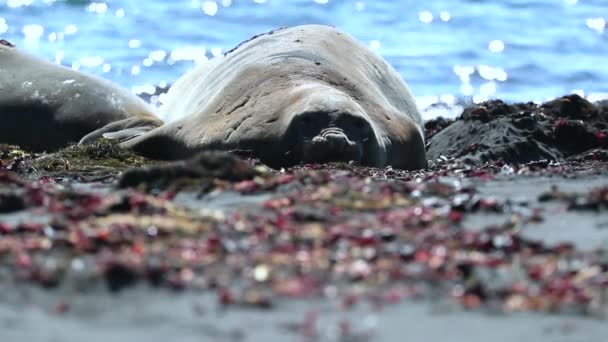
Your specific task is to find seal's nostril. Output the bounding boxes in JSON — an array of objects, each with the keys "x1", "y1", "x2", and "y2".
[
  {"x1": 323, "y1": 133, "x2": 349, "y2": 150},
  {"x1": 324, "y1": 133, "x2": 344, "y2": 142},
  {"x1": 311, "y1": 132, "x2": 349, "y2": 149},
  {"x1": 312, "y1": 135, "x2": 324, "y2": 144}
]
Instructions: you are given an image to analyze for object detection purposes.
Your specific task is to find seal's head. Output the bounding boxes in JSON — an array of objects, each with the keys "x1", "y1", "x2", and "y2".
[{"x1": 278, "y1": 83, "x2": 384, "y2": 167}]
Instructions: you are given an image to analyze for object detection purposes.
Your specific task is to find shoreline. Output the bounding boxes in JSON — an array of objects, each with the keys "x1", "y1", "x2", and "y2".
[{"x1": 1, "y1": 93, "x2": 607, "y2": 341}]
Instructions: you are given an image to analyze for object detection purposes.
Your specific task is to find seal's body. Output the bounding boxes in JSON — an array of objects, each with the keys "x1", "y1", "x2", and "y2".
[
  {"x1": 0, "y1": 39, "x2": 162, "y2": 151},
  {"x1": 125, "y1": 25, "x2": 426, "y2": 169}
]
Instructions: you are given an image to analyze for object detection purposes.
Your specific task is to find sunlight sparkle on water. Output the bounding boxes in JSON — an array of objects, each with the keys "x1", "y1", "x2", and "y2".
[
  {"x1": 460, "y1": 83, "x2": 474, "y2": 96},
  {"x1": 22, "y1": 24, "x2": 44, "y2": 40},
  {"x1": 80, "y1": 56, "x2": 104, "y2": 68},
  {"x1": 211, "y1": 47, "x2": 223, "y2": 57},
  {"x1": 202, "y1": 1, "x2": 218, "y2": 16},
  {"x1": 2, "y1": 0, "x2": 607, "y2": 113},
  {"x1": 453, "y1": 65, "x2": 475, "y2": 83},
  {"x1": 586, "y1": 17, "x2": 605, "y2": 34},
  {"x1": 141, "y1": 50, "x2": 167, "y2": 67},
  {"x1": 587, "y1": 93, "x2": 608, "y2": 102},
  {"x1": 87, "y1": 2, "x2": 108, "y2": 14},
  {"x1": 478, "y1": 65, "x2": 507, "y2": 82},
  {"x1": 128, "y1": 39, "x2": 142, "y2": 48},
  {"x1": 369, "y1": 40, "x2": 381, "y2": 52},
  {"x1": 169, "y1": 46, "x2": 207, "y2": 63},
  {"x1": 54, "y1": 51, "x2": 64, "y2": 64},
  {"x1": 7, "y1": 0, "x2": 32, "y2": 8},
  {"x1": 65, "y1": 25, "x2": 78, "y2": 35},
  {"x1": 0, "y1": 18, "x2": 7, "y2": 34},
  {"x1": 440, "y1": 94, "x2": 457, "y2": 106},
  {"x1": 419, "y1": 11, "x2": 433, "y2": 24},
  {"x1": 488, "y1": 40, "x2": 505, "y2": 53},
  {"x1": 149, "y1": 50, "x2": 168, "y2": 62},
  {"x1": 479, "y1": 81, "x2": 497, "y2": 97}
]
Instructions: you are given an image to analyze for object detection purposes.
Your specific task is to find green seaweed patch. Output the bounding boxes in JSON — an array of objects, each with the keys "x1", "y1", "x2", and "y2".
[
  {"x1": 28, "y1": 139, "x2": 158, "y2": 180},
  {"x1": 58, "y1": 139, "x2": 148, "y2": 163},
  {"x1": 0, "y1": 144, "x2": 28, "y2": 160}
]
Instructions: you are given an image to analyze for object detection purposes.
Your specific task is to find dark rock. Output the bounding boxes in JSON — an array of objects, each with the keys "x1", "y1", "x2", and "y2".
[
  {"x1": 554, "y1": 119, "x2": 598, "y2": 155},
  {"x1": 541, "y1": 94, "x2": 597, "y2": 119},
  {"x1": 459, "y1": 100, "x2": 519, "y2": 123},
  {"x1": 424, "y1": 116, "x2": 454, "y2": 141},
  {"x1": 426, "y1": 94, "x2": 608, "y2": 165},
  {"x1": 118, "y1": 150, "x2": 261, "y2": 191}
]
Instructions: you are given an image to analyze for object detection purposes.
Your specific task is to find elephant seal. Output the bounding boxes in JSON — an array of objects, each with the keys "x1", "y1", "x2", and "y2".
[
  {"x1": 0, "y1": 39, "x2": 162, "y2": 151},
  {"x1": 122, "y1": 25, "x2": 426, "y2": 170}
]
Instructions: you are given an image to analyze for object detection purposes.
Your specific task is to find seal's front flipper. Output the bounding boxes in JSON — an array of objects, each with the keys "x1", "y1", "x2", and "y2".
[
  {"x1": 102, "y1": 126, "x2": 157, "y2": 141},
  {"x1": 119, "y1": 124, "x2": 195, "y2": 160},
  {"x1": 78, "y1": 117, "x2": 162, "y2": 145}
]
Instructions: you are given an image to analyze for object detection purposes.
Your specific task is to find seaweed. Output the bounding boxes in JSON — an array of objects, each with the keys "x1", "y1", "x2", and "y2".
[{"x1": 1, "y1": 139, "x2": 157, "y2": 181}]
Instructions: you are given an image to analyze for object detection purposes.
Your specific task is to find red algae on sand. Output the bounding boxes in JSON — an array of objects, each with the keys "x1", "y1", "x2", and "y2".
[{"x1": 1, "y1": 152, "x2": 608, "y2": 317}]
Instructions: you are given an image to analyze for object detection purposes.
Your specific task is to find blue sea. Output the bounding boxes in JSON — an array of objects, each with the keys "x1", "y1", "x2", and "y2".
[{"x1": 1, "y1": 0, "x2": 607, "y2": 119}]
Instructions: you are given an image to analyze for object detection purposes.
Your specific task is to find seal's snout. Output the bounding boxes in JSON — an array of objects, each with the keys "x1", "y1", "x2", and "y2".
[
  {"x1": 287, "y1": 109, "x2": 376, "y2": 165},
  {"x1": 303, "y1": 127, "x2": 362, "y2": 164},
  {"x1": 312, "y1": 129, "x2": 355, "y2": 152}
]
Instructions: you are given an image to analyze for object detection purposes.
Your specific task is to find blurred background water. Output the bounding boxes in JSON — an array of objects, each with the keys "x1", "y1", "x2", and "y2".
[{"x1": 1, "y1": 0, "x2": 607, "y2": 120}]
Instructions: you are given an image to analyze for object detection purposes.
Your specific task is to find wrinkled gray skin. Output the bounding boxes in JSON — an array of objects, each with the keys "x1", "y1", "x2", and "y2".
[
  {"x1": 0, "y1": 39, "x2": 162, "y2": 151},
  {"x1": 123, "y1": 25, "x2": 426, "y2": 170}
]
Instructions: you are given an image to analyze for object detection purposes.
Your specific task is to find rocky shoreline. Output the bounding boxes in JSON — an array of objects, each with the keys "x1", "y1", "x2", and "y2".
[{"x1": 1, "y1": 94, "x2": 607, "y2": 341}]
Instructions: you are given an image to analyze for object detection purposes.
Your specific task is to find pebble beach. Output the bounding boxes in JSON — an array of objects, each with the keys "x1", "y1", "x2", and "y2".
[{"x1": 1, "y1": 1, "x2": 608, "y2": 341}]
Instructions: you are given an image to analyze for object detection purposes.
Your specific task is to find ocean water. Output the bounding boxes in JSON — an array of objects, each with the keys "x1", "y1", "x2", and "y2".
[{"x1": 1, "y1": 0, "x2": 607, "y2": 120}]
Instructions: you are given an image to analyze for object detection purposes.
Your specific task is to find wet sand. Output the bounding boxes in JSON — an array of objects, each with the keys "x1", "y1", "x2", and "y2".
[{"x1": 1, "y1": 285, "x2": 607, "y2": 342}]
